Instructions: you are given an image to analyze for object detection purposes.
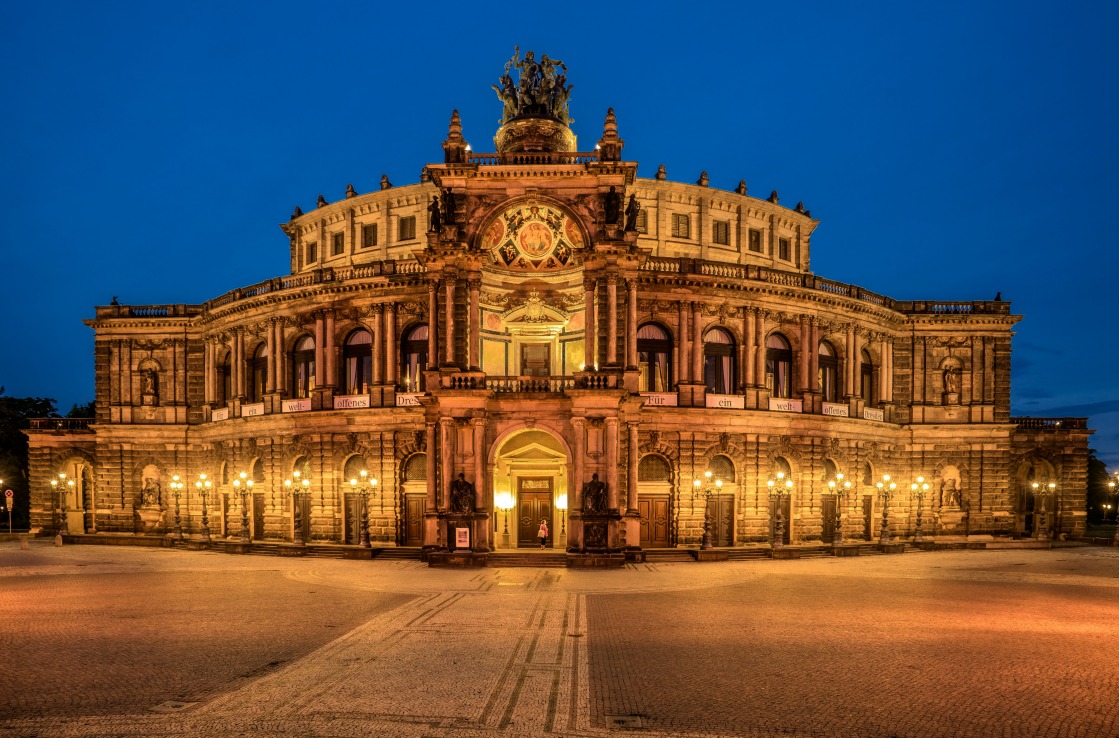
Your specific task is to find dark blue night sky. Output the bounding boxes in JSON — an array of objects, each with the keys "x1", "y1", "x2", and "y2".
[{"x1": 2, "y1": 1, "x2": 1116, "y2": 468}]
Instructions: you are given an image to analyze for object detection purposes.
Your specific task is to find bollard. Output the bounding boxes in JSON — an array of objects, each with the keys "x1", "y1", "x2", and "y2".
[
  {"x1": 54, "y1": 534, "x2": 63, "y2": 547},
  {"x1": 19, "y1": 534, "x2": 29, "y2": 550}
]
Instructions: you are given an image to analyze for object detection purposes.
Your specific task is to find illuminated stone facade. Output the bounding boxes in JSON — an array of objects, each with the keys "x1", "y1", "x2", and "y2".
[{"x1": 26, "y1": 58, "x2": 1091, "y2": 556}]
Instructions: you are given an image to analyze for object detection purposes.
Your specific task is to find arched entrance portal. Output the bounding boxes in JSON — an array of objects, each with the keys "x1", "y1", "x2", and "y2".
[{"x1": 492, "y1": 429, "x2": 568, "y2": 549}]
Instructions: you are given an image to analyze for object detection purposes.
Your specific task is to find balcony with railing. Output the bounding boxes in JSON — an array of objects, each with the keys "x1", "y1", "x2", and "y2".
[
  {"x1": 1012, "y1": 417, "x2": 1089, "y2": 431},
  {"x1": 28, "y1": 418, "x2": 94, "y2": 431}
]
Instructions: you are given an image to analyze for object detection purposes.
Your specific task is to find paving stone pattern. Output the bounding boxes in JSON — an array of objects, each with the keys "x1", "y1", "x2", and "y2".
[{"x1": 1, "y1": 542, "x2": 1117, "y2": 737}]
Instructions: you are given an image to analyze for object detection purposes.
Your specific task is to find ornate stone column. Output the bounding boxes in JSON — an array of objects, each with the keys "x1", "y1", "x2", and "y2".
[
  {"x1": 234, "y1": 328, "x2": 245, "y2": 398},
  {"x1": 445, "y1": 277, "x2": 455, "y2": 366},
  {"x1": 371, "y1": 305, "x2": 383, "y2": 385},
  {"x1": 754, "y1": 310, "x2": 766, "y2": 388},
  {"x1": 677, "y1": 301, "x2": 688, "y2": 383},
  {"x1": 626, "y1": 278, "x2": 638, "y2": 369},
  {"x1": 692, "y1": 302, "x2": 703, "y2": 384},
  {"x1": 468, "y1": 278, "x2": 480, "y2": 370},
  {"x1": 845, "y1": 323, "x2": 856, "y2": 398},
  {"x1": 203, "y1": 338, "x2": 213, "y2": 403},
  {"x1": 744, "y1": 308, "x2": 756, "y2": 387},
  {"x1": 314, "y1": 312, "x2": 325, "y2": 388},
  {"x1": 384, "y1": 303, "x2": 397, "y2": 386},
  {"x1": 627, "y1": 422, "x2": 639, "y2": 515},
  {"x1": 571, "y1": 418, "x2": 586, "y2": 511},
  {"x1": 424, "y1": 421, "x2": 437, "y2": 512},
  {"x1": 324, "y1": 310, "x2": 336, "y2": 387},
  {"x1": 606, "y1": 274, "x2": 618, "y2": 365},
  {"x1": 472, "y1": 418, "x2": 485, "y2": 509},
  {"x1": 439, "y1": 418, "x2": 454, "y2": 512},
  {"x1": 265, "y1": 322, "x2": 276, "y2": 393},
  {"x1": 798, "y1": 315, "x2": 810, "y2": 394},
  {"x1": 427, "y1": 280, "x2": 438, "y2": 369},
  {"x1": 878, "y1": 337, "x2": 889, "y2": 405},
  {"x1": 605, "y1": 418, "x2": 619, "y2": 511},
  {"x1": 274, "y1": 319, "x2": 286, "y2": 394},
  {"x1": 584, "y1": 277, "x2": 597, "y2": 369}
]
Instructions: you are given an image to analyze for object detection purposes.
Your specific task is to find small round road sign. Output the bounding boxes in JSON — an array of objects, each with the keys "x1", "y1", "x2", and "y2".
[{"x1": 3, "y1": 489, "x2": 12, "y2": 498}]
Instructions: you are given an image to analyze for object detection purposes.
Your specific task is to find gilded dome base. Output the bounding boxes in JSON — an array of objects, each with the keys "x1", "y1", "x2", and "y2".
[{"x1": 494, "y1": 117, "x2": 576, "y2": 154}]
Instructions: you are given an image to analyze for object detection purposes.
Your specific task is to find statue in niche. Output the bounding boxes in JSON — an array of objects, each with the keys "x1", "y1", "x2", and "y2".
[
  {"x1": 603, "y1": 186, "x2": 621, "y2": 226},
  {"x1": 140, "y1": 477, "x2": 161, "y2": 507},
  {"x1": 624, "y1": 195, "x2": 641, "y2": 232},
  {"x1": 941, "y1": 478, "x2": 962, "y2": 509},
  {"x1": 428, "y1": 196, "x2": 441, "y2": 232},
  {"x1": 582, "y1": 473, "x2": 608, "y2": 514},
  {"x1": 449, "y1": 473, "x2": 475, "y2": 514},
  {"x1": 943, "y1": 364, "x2": 961, "y2": 399},
  {"x1": 141, "y1": 368, "x2": 159, "y2": 406}
]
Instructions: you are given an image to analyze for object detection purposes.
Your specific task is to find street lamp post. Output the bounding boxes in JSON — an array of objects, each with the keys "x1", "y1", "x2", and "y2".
[
  {"x1": 911, "y1": 476, "x2": 930, "y2": 542},
  {"x1": 349, "y1": 469, "x2": 373, "y2": 548},
  {"x1": 1108, "y1": 474, "x2": 1119, "y2": 544},
  {"x1": 233, "y1": 472, "x2": 252, "y2": 543},
  {"x1": 827, "y1": 473, "x2": 851, "y2": 546},
  {"x1": 767, "y1": 472, "x2": 793, "y2": 549},
  {"x1": 170, "y1": 475, "x2": 184, "y2": 541},
  {"x1": 50, "y1": 473, "x2": 74, "y2": 536},
  {"x1": 556, "y1": 493, "x2": 568, "y2": 547},
  {"x1": 1031, "y1": 481, "x2": 1056, "y2": 541},
  {"x1": 196, "y1": 473, "x2": 212, "y2": 543},
  {"x1": 876, "y1": 475, "x2": 896, "y2": 545},
  {"x1": 495, "y1": 491, "x2": 514, "y2": 547}
]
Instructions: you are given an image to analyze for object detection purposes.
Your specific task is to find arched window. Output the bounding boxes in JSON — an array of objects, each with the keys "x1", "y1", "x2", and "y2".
[
  {"x1": 638, "y1": 454, "x2": 672, "y2": 482},
  {"x1": 774, "y1": 456, "x2": 792, "y2": 476},
  {"x1": 343, "y1": 455, "x2": 368, "y2": 481},
  {"x1": 404, "y1": 453, "x2": 427, "y2": 481},
  {"x1": 823, "y1": 458, "x2": 838, "y2": 481},
  {"x1": 218, "y1": 351, "x2": 232, "y2": 404},
  {"x1": 818, "y1": 341, "x2": 838, "y2": 402},
  {"x1": 247, "y1": 344, "x2": 268, "y2": 402},
  {"x1": 637, "y1": 323, "x2": 673, "y2": 392},
  {"x1": 709, "y1": 454, "x2": 736, "y2": 482},
  {"x1": 292, "y1": 337, "x2": 316, "y2": 399},
  {"x1": 343, "y1": 329, "x2": 373, "y2": 395},
  {"x1": 860, "y1": 349, "x2": 874, "y2": 406},
  {"x1": 862, "y1": 462, "x2": 874, "y2": 487},
  {"x1": 400, "y1": 324, "x2": 429, "y2": 391},
  {"x1": 703, "y1": 328, "x2": 736, "y2": 395},
  {"x1": 292, "y1": 456, "x2": 312, "y2": 481},
  {"x1": 251, "y1": 459, "x2": 265, "y2": 484},
  {"x1": 766, "y1": 333, "x2": 792, "y2": 398}
]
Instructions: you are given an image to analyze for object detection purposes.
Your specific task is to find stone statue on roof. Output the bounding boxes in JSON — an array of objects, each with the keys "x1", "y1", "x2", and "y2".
[{"x1": 497, "y1": 47, "x2": 574, "y2": 125}]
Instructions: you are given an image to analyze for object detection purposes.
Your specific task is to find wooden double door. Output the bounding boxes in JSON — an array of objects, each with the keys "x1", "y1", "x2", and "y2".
[
  {"x1": 517, "y1": 477, "x2": 554, "y2": 548},
  {"x1": 638, "y1": 494, "x2": 672, "y2": 548},
  {"x1": 706, "y1": 494, "x2": 734, "y2": 547}
]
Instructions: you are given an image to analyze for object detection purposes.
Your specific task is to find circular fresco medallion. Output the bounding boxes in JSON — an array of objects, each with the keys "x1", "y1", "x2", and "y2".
[
  {"x1": 483, "y1": 200, "x2": 583, "y2": 271},
  {"x1": 519, "y1": 222, "x2": 553, "y2": 257}
]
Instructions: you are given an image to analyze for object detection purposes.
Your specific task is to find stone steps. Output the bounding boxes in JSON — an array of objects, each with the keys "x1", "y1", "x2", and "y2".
[{"x1": 487, "y1": 552, "x2": 568, "y2": 568}]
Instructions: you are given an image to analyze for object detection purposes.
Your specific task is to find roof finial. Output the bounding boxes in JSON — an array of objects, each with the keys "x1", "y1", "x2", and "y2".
[
  {"x1": 316, "y1": 194, "x2": 328, "y2": 208},
  {"x1": 596, "y1": 107, "x2": 623, "y2": 162},
  {"x1": 697, "y1": 171, "x2": 709, "y2": 187},
  {"x1": 768, "y1": 190, "x2": 779, "y2": 204},
  {"x1": 345, "y1": 184, "x2": 357, "y2": 199},
  {"x1": 380, "y1": 174, "x2": 392, "y2": 190},
  {"x1": 655, "y1": 163, "x2": 667, "y2": 181},
  {"x1": 735, "y1": 180, "x2": 747, "y2": 195},
  {"x1": 443, "y1": 109, "x2": 467, "y2": 164}
]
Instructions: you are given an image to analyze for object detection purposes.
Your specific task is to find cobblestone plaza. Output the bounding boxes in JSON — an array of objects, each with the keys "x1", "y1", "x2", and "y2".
[{"x1": 2, "y1": 543, "x2": 1117, "y2": 737}]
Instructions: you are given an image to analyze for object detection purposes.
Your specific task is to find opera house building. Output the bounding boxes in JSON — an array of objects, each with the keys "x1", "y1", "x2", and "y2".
[{"x1": 26, "y1": 53, "x2": 1091, "y2": 563}]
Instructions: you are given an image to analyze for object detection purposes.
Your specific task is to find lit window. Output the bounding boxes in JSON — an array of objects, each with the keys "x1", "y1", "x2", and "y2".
[
  {"x1": 247, "y1": 344, "x2": 268, "y2": 402},
  {"x1": 343, "y1": 330, "x2": 373, "y2": 394},
  {"x1": 638, "y1": 455, "x2": 671, "y2": 482},
  {"x1": 818, "y1": 341, "x2": 838, "y2": 402},
  {"x1": 637, "y1": 323, "x2": 673, "y2": 392},
  {"x1": 292, "y1": 337, "x2": 316, "y2": 399},
  {"x1": 766, "y1": 333, "x2": 792, "y2": 398},
  {"x1": 703, "y1": 327, "x2": 736, "y2": 395},
  {"x1": 400, "y1": 324, "x2": 429, "y2": 391}
]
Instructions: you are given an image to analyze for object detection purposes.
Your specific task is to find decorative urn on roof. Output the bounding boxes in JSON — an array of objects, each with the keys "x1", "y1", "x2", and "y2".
[{"x1": 492, "y1": 46, "x2": 577, "y2": 153}]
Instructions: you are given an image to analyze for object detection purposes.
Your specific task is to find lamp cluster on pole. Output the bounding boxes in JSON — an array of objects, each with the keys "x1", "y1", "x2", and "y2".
[
  {"x1": 876, "y1": 475, "x2": 896, "y2": 544},
  {"x1": 1031, "y1": 480, "x2": 1057, "y2": 541},
  {"x1": 495, "y1": 491, "x2": 514, "y2": 542},
  {"x1": 692, "y1": 470, "x2": 723, "y2": 550},
  {"x1": 50, "y1": 472, "x2": 75, "y2": 536},
  {"x1": 827, "y1": 473, "x2": 852, "y2": 546},
  {"x1": 232, "y1": 472, "x2": 254, "y2": 543},
  {"x1": 169, "y1": 474, "x2": 184, "y2": 541},
  {"x1": 766, "y1": 471, "x2": 793, "y2": 549},
  {"x1": 1109, "y1": 473, "x2": 1119, "y2": 544},
  {"x1": 911, "y1": 476, "x2": 930, "y2": 542},
  {"x1": 285, "y1": 470, "x2": 311, "y2": 545},
  {"x1": 347, "y1": 469, "x2": 377, "y2": 548},
  {"x1": 195, "y1": 473, "x2": 212, "y2": 543}
]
